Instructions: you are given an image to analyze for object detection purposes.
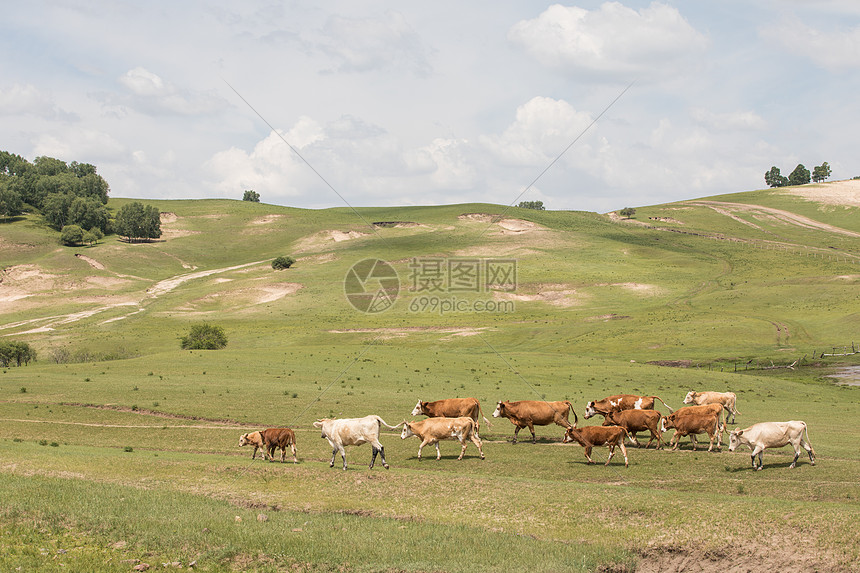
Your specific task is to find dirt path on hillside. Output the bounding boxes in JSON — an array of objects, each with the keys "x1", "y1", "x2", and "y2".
[{"x1": 686, "y1": 200, "x2": 860, "y2": 238}]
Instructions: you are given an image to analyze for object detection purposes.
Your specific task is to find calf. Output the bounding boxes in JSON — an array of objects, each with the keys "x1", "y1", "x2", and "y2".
[
  {"x1": 313, "y1": 415, "x2": 402, "y2": 470},
  {"x1": 411, "y1": 398, "x2": 491, "y2": 430},
  {"x1": 728, "y1": 421, "x2": 815, "y2": 471},
  {"x1": 584, "y1": 394, "x2": 674, "y2": 419},
  {"x1": 562, "y1": 425, "x2": 629, "y2": 467},
  {"x1": 400, "y1": 417, "x2": 484, "y2": 461},
  {"x1": 660, "y1": 405, "x2": 723, "y2": 451},
  {"x1": 603, "y1": 409, "x2": 663, "y2": 449},
  {"x1": 238, "y1": 431, "x2": 267, "y2": 460},
  {"x1": 492, "y1": 400, "x2": 576, "y2": 443},
  {"x1": 238, "y1": 428, "x2": 298, "y2": 463},
  {"x1": 683, "y1": 390, "x2": 740, "y2": 424}
]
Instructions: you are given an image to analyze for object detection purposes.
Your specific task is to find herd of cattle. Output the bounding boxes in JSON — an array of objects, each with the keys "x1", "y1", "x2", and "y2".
[{"x1": 238, "y1": 390, "x2": 816, "y2": 472}]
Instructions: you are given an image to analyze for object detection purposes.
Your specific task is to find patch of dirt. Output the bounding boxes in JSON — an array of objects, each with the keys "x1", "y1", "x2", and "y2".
[
  {"x1": 646, "y1": 360, "x2": 693, "y2": 368},
  {"x1": 594, "y1": 282, "x2": 663, "y2": 296},
  {"x1": 292, "y1": 229, "x2": 370, "y2": 253},
  {"x1": 782, "y1": 179, "x2": 860, "y2": 208},
  {"x1": 160, "y1": 212, "x2": 178, "y2": 224},
  {"x1": 372, "y1": 221, "x2": 421, "y2": 228},
  {"x1": 74, "y1": 253, "x2": 105, "y2": 270},
  {"x1": 608, "y1": 212, "x2": 649, "y2": 226},
  {"x1": 328, "y1": 326, "x2": 493, "y2": 340},
  {"x1": 494, "y1": 284, "x2": 584, "y2": 307},
  {"x1": 458, "y1": 213, "x2": 500, "y2": 223},
  {"x1": 635, "y1": 543, "x2": 848, "y2": 573},
  {"x1": 457, "y1": 213, "x2": 546, "y2": 234},
  {"x1": 0, "y1": 264, "x2": 62, "y2": 295},
  {"x1": 146, "y1": 261, "x2": 265, "y2": 297},
  {"x1": 586, "y1": 314, "x2": 632, "y2": 322},
  {"x1": 249, "y1": 214, "x2": 285, "y2": 225},
  {"x1": 648, "y1": 216, "x2": 683, "y2": 224},
  {"x1": 178, "y1": 283, "x2": 302, "y2": 310}
]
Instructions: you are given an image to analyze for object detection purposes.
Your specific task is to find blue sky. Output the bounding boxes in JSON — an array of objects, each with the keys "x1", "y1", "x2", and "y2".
[{"x1": 3, "y1": 1, "x2": 859, "y2": 212}]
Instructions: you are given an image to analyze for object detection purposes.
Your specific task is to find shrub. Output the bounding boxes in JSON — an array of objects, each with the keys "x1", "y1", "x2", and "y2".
[
  {"x1": 180, "y1": 323, "x2": 228, "y2": 350},
  {"x1": 272, "y1": 256, "x2": 295, "y2": 270},
  {"x1": 60, "y1": 224, "x2": 85, "y2": 246}
]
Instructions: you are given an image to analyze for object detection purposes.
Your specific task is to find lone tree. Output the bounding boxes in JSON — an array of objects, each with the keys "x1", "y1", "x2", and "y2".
[
  {"x1": 60, "y1": 224, "x2": 85, "y2": 246},
  {"x1": 765, "y1": 166, "x2": 789, "y2": 188},
  {"x1": 272, "y1": 256, "x2": 295, "y2": 270},
  {"x1": 812, "y1": 162, "x2": 831, "y2": 183},
  {"x1": 115, "y1": 202, "x2": 162, "y2": 242},
  {"x1": 789, "y1": 164, "x2": 811, "y2": 186},
  {"x1": 619, "y1": 207, "x2": 636, "y2": 219},
  {"x1": 518, "y1": 200, "x2": 545, "y2": 210},
  {"x1": 180, "y1": 323, "x2": 228, "y2": 350},
  {"x1": 242, "y1": 189, "x2": 260, "y2": 202}
]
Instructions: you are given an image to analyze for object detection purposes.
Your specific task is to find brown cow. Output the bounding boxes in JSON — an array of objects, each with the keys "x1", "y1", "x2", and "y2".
[
  {"x1": 684, "y1": 390, "x2": 740, "y2": 424},
  {"x1": 660, "y1": 405, "x2": 723, "y2": 451},
  {"x1": 563, "y1": 425, "x2": 630, "y2": 467},
  {"x1": 411, "y1": 398, "x2": 491, "y2": 430},
  {"x1": 602, "y1": 409, "x2": 663, "y2": 449},
  {"x1": 584, "y1": 394, "x2": 674, "y2": 419},
  {"x1": 400, "y1": 417, "x2": 484, "y2": 461},
  {"x1": 238, "y1": 428, "x2": 298, "y2": 463},
  {"x1": 492, "y1": 400, "x2": 577, "y2": 443}
]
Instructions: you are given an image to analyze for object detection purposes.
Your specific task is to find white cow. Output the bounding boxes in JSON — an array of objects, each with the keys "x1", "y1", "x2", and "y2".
[
  {"x1": 313, "y1": 415, "x2": 402, "y2": 470},
  {"x1": 683, "y1": 390, "x2": 740, "y2": 424},
  {"x1": 400, "y1": 417, "x2": 485, "y2": 461},
  {"x1": 728, "y1": 421, "x2": 815, "y2": 471}
]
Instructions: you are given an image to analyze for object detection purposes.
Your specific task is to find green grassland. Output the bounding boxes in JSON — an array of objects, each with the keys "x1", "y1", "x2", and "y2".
[{"x1": 1, "y1": 182, "x2": 858, "y2": 571}]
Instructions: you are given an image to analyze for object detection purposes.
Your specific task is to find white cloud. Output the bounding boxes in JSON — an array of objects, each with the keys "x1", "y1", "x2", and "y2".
[
  {"x1": 509, "y1": 2, "x2": 708, "y2": 79},
  {"x1": 760, "y1": 16, "x2": 860, "y2": 70},
  {"x1": 0, "y1": 83, "x2": 76, "y2": 120},
  {"x1": 32, "y1": 129, "x2": 126, "y2": 163},
  {"x1": 113, "y1": 67, "x2": 227, "y2": 116},
  {"x1": 690, "y1": 108, "x2": 767, "y2": 131}
]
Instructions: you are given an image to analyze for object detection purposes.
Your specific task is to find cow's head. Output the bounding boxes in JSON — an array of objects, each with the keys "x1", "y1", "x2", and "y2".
[
  {"x1": 400, "y1": 422, "x2": 414, "y2": 440},
  {"x1": 313, "y1": 419, "x2": 328, "y2": 439},
  {"x1": 728, "y1": 429, "x2": 743, "y2": 451},
  {"x1": 683, "y1": 391, "x2": 696, "y2": 404},
  {"x1": 660, "y1": 416, "x2": 673, "y2": 433},
  {"x1": 584, "y1": 401, "x2": 598, "y2": 419},
  {"x1": 411, "y1": 401, "x2": 425, "y2": 416},
  {"x1": 492, "y1": 401, "x2": 506, "y2": 418},
  {"x1": 239, "y1": 431, "x2": 262, "y2": 447},
  {"x1": 238, "y1": 433, "x2": 250, "y2": 447}
]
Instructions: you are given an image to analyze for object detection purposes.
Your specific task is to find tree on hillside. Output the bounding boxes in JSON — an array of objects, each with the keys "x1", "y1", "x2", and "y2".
[
  {"x1": 764, "y1": 166, "x2": 789, "y2": 188},
  {"x1": 60, "y1": 225, "x2": 85, "y2": 246},
  {"x1": 789, "y1": 164, "x2": 811, "y2": 186},
  {"x1": 0, "y1": 340, "x2": 36, "y2": 367},
  {"x1": 114, "y1": 202, "x2": 162, "y2": 242},
  {"x1": 619, "y1": 207, "x2": 636, "y2": 219},
  {"x1": 812, "y1": 162, "x2": 831, "y2": 183},
  {"x1": 243, "y1": 189, "x2": 260, "y2": 202},
  {"x1": 0, "y1": 180, "x2": 24, "y2": 221},
  {"x1": 518, "y1": 200, "x2": 545, "y2": 210},
  {"x1": 272, "y1": 256, "x2": 295, "y2": 270},
  {"x1": 180, "y1": 323, "x2": 228, "y2": 350}
]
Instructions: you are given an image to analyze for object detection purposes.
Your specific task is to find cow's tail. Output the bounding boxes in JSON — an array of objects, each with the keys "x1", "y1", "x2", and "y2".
[
  {"x1": 653, "y1": 396, "x2": 674, "y2": 414},
  {"x1": 803, "y1": 422, "x2": 815, "y2": 456},
  {"x1": 376, "y1": 416, "x2": 405, "y2": 430},
  {"x1": 566, "y1": 401, "x2": 579, "y2": 428},
  {"x1": 477, "y1": 400, "x2": 492, "y2": 428}
]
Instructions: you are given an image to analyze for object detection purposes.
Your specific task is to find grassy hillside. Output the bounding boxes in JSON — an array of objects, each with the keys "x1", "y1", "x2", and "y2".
[{"x1": 1, "y1": 181, "x2": 858, "y2": 571}]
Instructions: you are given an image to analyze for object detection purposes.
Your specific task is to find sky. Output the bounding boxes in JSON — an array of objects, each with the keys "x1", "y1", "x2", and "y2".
[{"x1": 3, "y1": 1, "x2": 860, "y2": 213}]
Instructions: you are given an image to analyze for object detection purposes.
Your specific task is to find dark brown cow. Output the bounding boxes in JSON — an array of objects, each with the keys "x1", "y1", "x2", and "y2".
[
  {"x1": 492, "y1": 400, "x2": 576, "y2": 443},
  {"x1": 238, "y1": 428, "x2": 298, "y2": 463},
  {"x1": 602, "y1": 409, "x2": 663, "y2": 449},
  {"x1": 563, "y1": 425, "x2": 630, "y2": 467},
  {"x1": 584, "y1": 394, "x2": 674, "y2": 419},
  {"x1": 660, "y1": 405, "x2": 723, "y2": 452},
  {"x1": 412, "y1": 397, "x2": 491, "y2": 430}
]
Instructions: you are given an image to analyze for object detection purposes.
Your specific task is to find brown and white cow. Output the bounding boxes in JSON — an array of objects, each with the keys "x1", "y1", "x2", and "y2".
[
  {"x1": 239, "y1": 429, "x2": 298, "y2": 463},
  {"x1": 411, "y1": 398, "x2": 491, "y2": 430},
  {"x1": 728, "y1": 421, "x2": 815, "y2": 471},
  {"x1": 238, "y1": 431, "x2": 267, "y2": 460},
  {"x1": 400, "y1": 417, "x2": 484, "y2": 461},
  {"x1": 602, "y1": 409, "x2": 663, "y2": 449},
  {"x1": 562, "y1": 425, "x2": 630, "y2": 467},
  {"x1": 492, "y1": 400, "x2": 577, "y2": 444},
  {"x1": 584, "y1": 394, "x2": 674, "y2": 419},
  {"x1": 683, "y1": 390, "x2": 740, "y2": 424},
  {"x1": 660, "y1": 404, "x2": 723, "y2": 451},
  {"x1": 313, "y1": 415, "x2": 403, "y2": 470}
]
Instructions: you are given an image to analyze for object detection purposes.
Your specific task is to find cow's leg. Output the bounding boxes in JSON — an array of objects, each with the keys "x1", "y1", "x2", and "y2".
[
  {"x1": 629, "y1": 431, "x2": 641, "y2": 447},
  {"x1": 799, "y1": 435, "x2": 815, "y2": 466},
  {"x1": 584, "y1": 446, "x2": 594, "y2": 464},
  {"x1": 457, "y1": 440, "x2": 467, "y2": 461},
  {"x1": 252, "y1": 446, "x2": 260, "y2": 460},
  {"x1": 370, "y1": 445, "x2": 379, "y2": 469},
  {"x1": 330, "y1": 447, "x2": 338, "y2": 468},
  {"x1": 290, "y1": 443, "x2": 298, "y2": 463},
  {"x1": 605, "y1": 445, "x2": 615, "y2": 466},
  {"x1": 527, "y1": 422, "x2": 536, "y2": 444},
  {"x1": 371, "y1": 439, "x2": 389, "y2": 469},
  {"x1": 619, "y1": 442, "x2": 629, "y2": 468},
  {"x1": 435, "y1": 442, "x2": 442, "y2": 461},
  {"x1": 470, "y1": 433, "x2": 485, "y2": 460},
  {"x1": 690, "y1": 433, "x2": 698, "y2": 451},
  {"x1": 512, "y1": 425, "x2": 522, "y2": 444},
  {"x1": 417, "y1": 439, "x2": 429, "y2": 460},
  {"x1": 751, "y1": 445, "x2": 765, "y2": 470},
  {"x1": 341, "y1": 447, "x2": 348, "y2": 471},
  {"x1": 670, "y1": 432, "x2": 680, "y2": 451}
]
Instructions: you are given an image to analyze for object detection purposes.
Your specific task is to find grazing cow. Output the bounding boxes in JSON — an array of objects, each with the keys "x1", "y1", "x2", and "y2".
[
  {"x1": 563, "y1": 425, "x2": 630, "y2": 467},
  {"x1": 492, "y1": 400, "x2": 577, "y2": 443},
  {"x1": 683, "y1": 390, "x2": 740, "y2": 424},
  {"x1": 400, "y1": 417, "x2": 485, "y2": 461},
  {"x1": 313, "y1": 415, "x2": 403, "y2": 470},
  {"x1": 729, "y1": 421, "x2": 815, "y2": 471},
  {"x1": 602, "y1": 409, "x2": 663, "y2": 449},
  {"x1": 411, "y1": 398, "x2": 492, "y2": 430},
  {"x1": 584, "y1": 394, "x2": 674, "y2": 419},
  {"x1": 238, "y1": 428, "x2": 298, "y2": 463},
  {"x1": 660, "y1": 405, "x2": 723, "y2": 451}
]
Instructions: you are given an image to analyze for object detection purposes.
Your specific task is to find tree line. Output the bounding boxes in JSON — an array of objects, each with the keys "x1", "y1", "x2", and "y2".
[
  {"x1": 0, "y1": 150, "x2": 161, "y2": 243},
  {"x1": 765, "y1": 162, "x2": 830, "y2": 188}
]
